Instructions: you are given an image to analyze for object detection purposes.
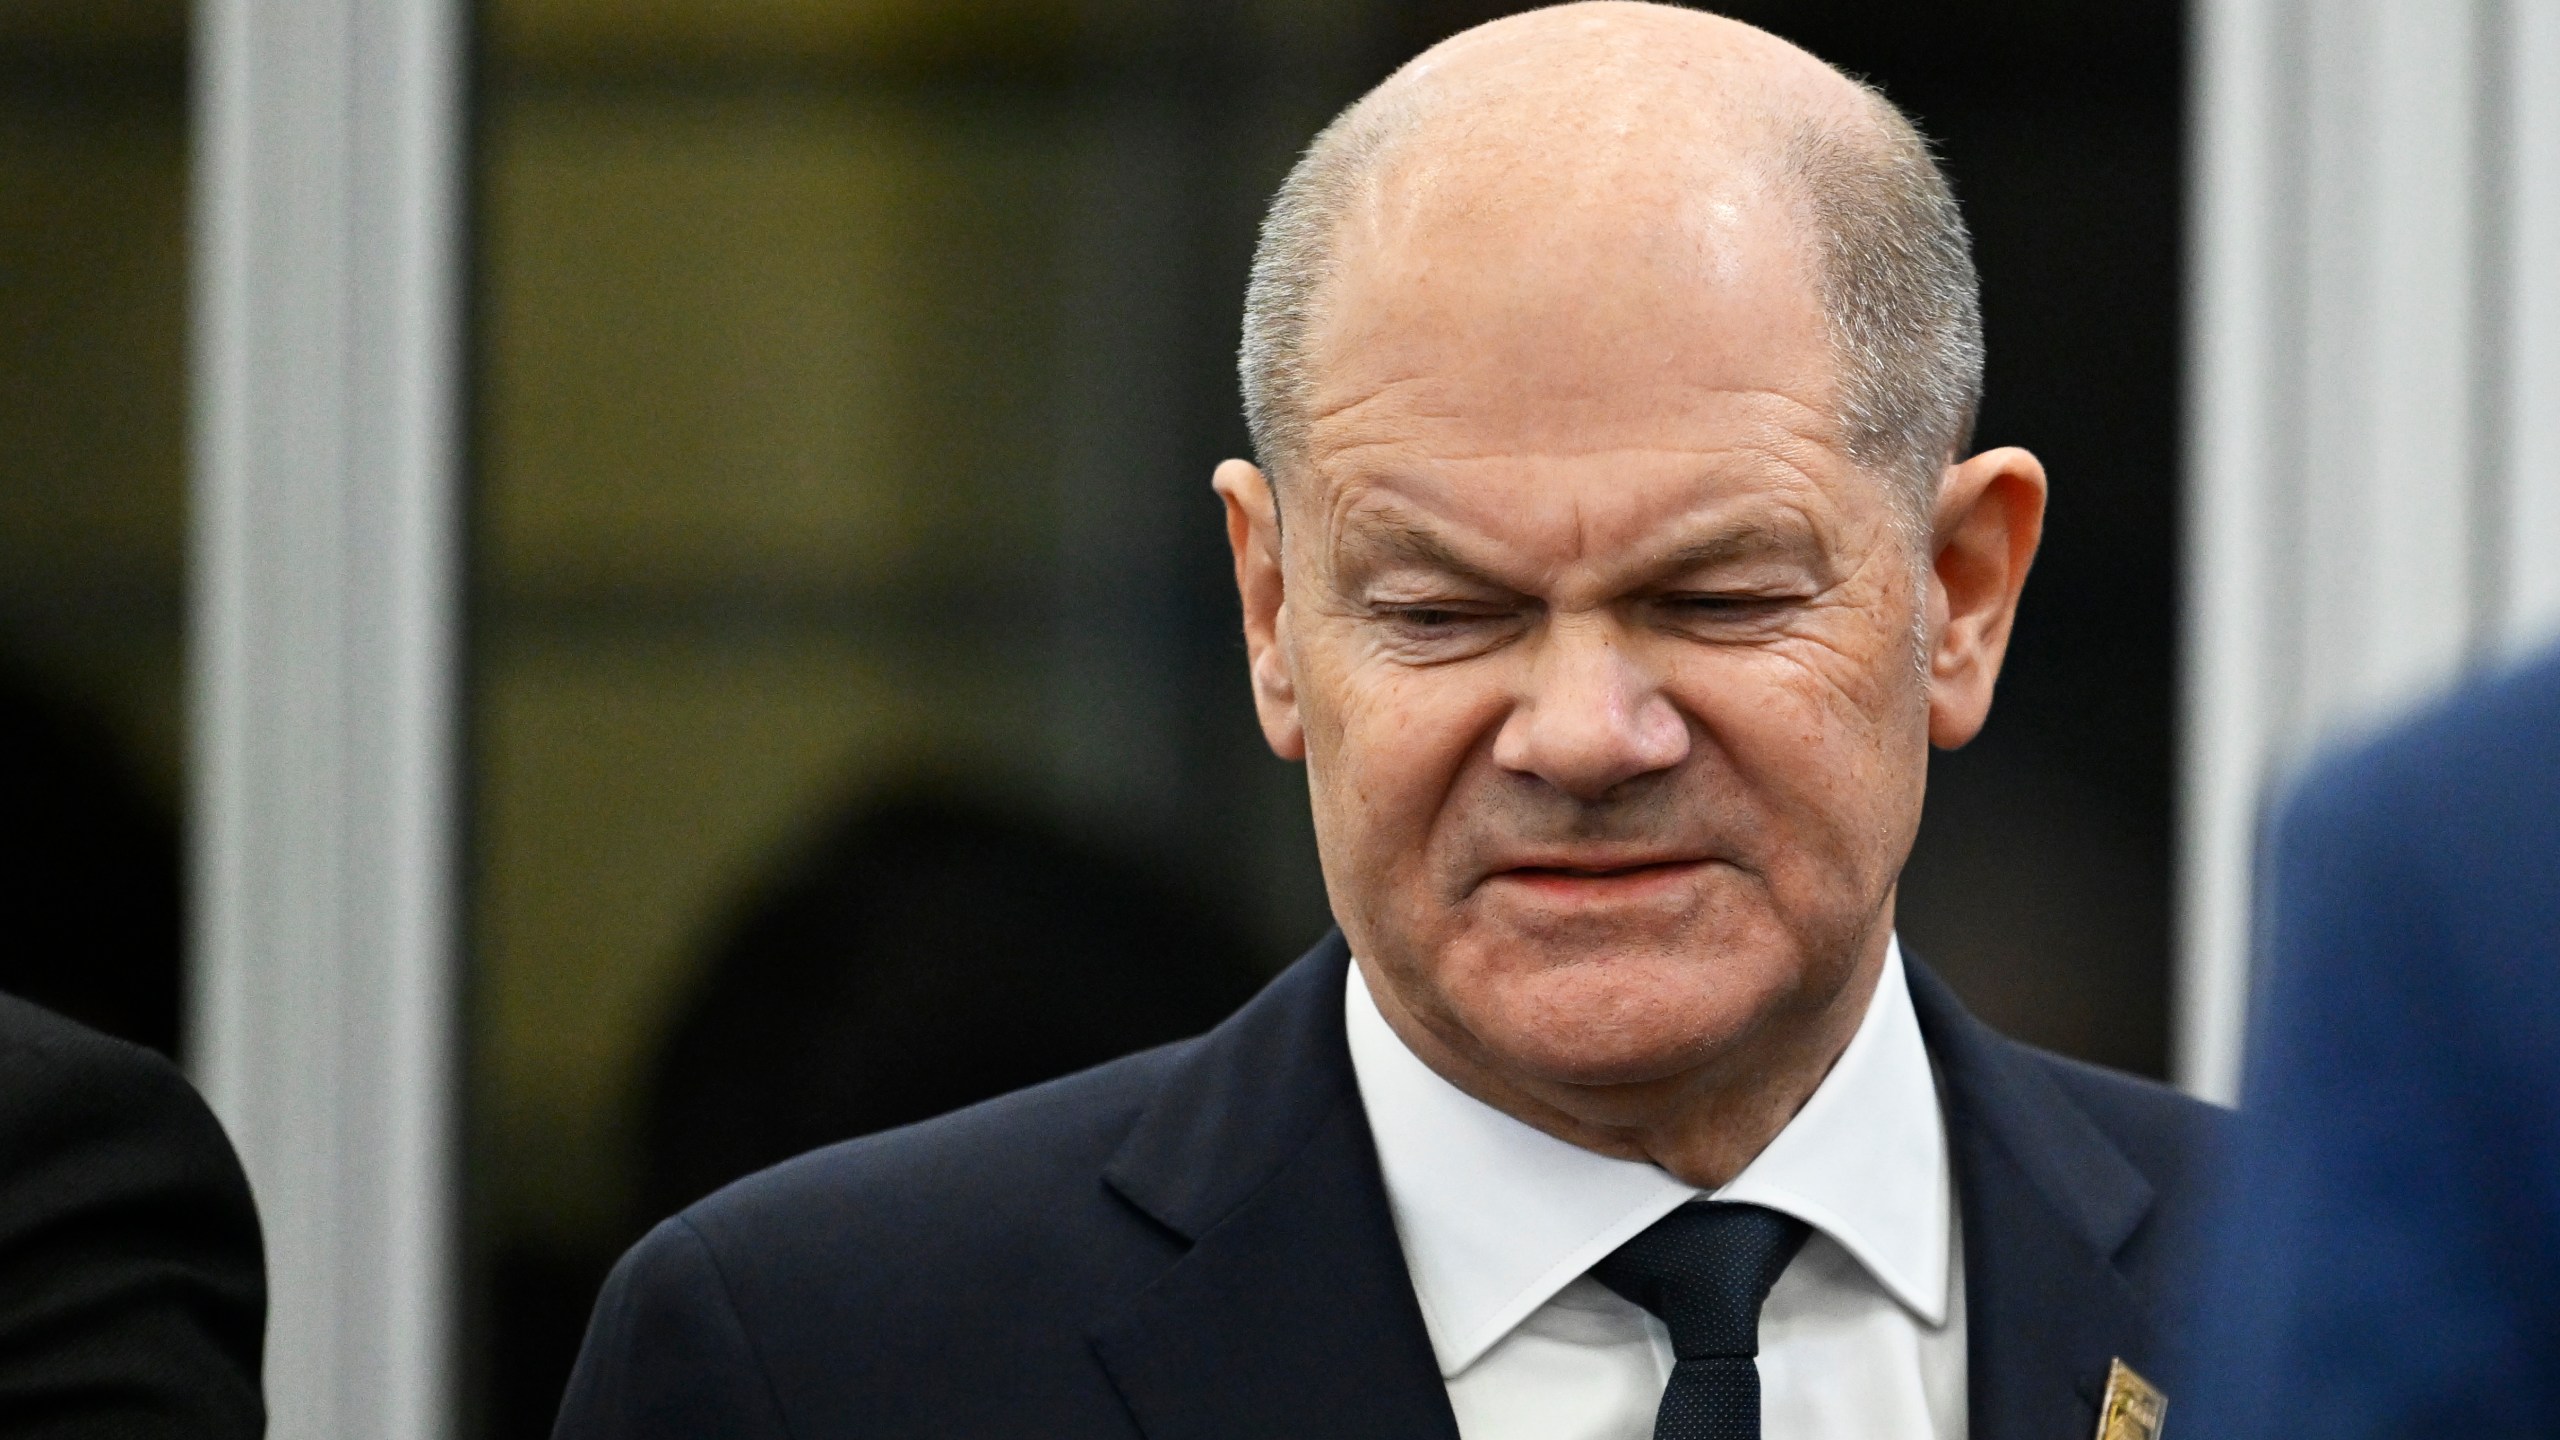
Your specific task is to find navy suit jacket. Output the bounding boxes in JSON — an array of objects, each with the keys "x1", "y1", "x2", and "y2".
[
  {"x1": 556, "y1": 935, "x2": 2222, "y2": 1440},
  {"x1": 2198, "y1": 645, "x2": 2560, "y2": 1435}
]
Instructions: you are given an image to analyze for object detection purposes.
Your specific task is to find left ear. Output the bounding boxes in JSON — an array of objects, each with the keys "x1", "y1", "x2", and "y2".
[{"x1": 1923, "y1": 445, "x2": 2047, "y2": 749}]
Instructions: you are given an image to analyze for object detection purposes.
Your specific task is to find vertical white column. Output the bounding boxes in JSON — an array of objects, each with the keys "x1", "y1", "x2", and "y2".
[
  {"x1": 2505, "y1": 0, "x2": 2560, "y2": 648},
  {"x1": 2182, "y1": 0, "x2": 2560, "y2": 1100},
  {"x1": 191, "y1": 0, "x2": 463, "y2": 1435},
  {"x1": 2290, "y1": 0, "x2": 2478, "y2": 721},
  {"x1": 2181, "y1": 0, "x2": 2294, "y2": 1107}
]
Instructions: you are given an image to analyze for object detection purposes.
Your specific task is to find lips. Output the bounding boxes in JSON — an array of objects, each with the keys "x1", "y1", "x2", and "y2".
[
  {"x1": 1481, "y1": 855, "x2": 1712, "y2": 899},
  {"x1": 1504, "y1": 860, "x2": 1694, "y2": 879},
  {"x1": 1489, "y1": 848, "x2": 1710, "y2": 877}
]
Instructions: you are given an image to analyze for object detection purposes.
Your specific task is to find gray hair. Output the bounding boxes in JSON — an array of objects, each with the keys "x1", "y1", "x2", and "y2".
[{"x1": 1236, "y1": 78, "x2": 1983, "y2": 528}]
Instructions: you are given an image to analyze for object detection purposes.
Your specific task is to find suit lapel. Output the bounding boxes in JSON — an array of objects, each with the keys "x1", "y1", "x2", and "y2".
[
  {"x1": 1906, "y1": 960, "x2": 2162, "y2": 1440},
  {"x1": 1090, "y1": 933, "x2": 1459, "y2": 1440}
]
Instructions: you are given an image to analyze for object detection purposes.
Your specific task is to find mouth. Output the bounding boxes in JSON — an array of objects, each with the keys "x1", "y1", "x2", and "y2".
[{"x1": 1484, "y1": 856, "x2": 1712, "y2": 901}]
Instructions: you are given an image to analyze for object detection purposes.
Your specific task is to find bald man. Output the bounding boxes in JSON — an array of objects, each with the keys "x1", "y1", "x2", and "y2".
[{"x1": 554, "y1": 7, "x2": 2222, "y2": 1440}]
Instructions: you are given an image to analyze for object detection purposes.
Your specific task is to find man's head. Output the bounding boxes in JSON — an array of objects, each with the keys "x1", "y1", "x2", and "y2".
[
  {"x1": 1214, "y1": 2, "x2": 2045, "y2": 1178},
  {"x1": 1241, "y1": 3, "x2": 1985, "y2": 532}
]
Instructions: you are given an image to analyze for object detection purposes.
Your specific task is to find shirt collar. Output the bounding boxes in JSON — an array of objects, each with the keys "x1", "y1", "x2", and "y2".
[{"x1": 1345, "y1": 937, "x2": 1952, "y2": 1378}]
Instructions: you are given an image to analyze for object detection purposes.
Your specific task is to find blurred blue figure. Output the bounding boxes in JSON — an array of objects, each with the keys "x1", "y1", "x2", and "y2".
[{"x1": 2205, "y1": 643, "x2": 2560, "y2": 1434}]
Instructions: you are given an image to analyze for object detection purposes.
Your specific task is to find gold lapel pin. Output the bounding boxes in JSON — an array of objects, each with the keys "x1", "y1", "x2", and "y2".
[{"x1": 2093, "y1": 1358, "x2": 2167, "y2": 1440}]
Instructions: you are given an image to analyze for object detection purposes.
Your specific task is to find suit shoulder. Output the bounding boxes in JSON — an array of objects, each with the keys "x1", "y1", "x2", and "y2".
[
  {"x1": 558, "y1": 1214, "x2": 790, "y2": 1440},
  {"x1": 1909, "y1": 959, "x2": 2227, "y2": 1187},
  {"x1": 0, "y1": 992, "x2": 262, "y2": 1236},
  {"x1": 2269, "y1": 647, "x2": 2560, "y2": 971},
  {"x1": 2286, "y1": 644, "x2": 2560, "y2": 840},
  {"x1": 0, "y1": 992, "x2": 266, "y2": 1438},
  {"x1": 607, "y1": 1038, "x2": 1199, "y2": 1420},
  {"x1": 681, "y1": 1037, "x2": 1192, "y2": 1260},
  {"x1": 2027, "y1": 1046, "x2": 2230, "y2": 1188},
  {"x1": 570, "y1": 1040, "x2": 1206, "y2": 1435},
  {"x1": 0, "y1": 991, "x2": 240, "y2": 1172},
  {"x1": 0, "y1": 986, "x2": 168, "y2": 1076}
]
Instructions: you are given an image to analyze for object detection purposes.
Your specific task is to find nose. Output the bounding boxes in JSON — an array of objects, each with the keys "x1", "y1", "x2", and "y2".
[{"x1": 1490, "y1": 615, "x2": 1690, "y2": 800}]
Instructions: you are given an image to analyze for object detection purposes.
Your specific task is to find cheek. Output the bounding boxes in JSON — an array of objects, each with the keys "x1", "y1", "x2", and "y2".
[
  {"x1": 1667, "y1": 631, "x2": 1927, "y2": 866},
  {"x1": 1298, "y1": 644, "x2": 1511, "y2": 856}
]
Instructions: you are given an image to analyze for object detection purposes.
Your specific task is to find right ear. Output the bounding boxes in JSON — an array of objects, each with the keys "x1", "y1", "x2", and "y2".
[{"x1": 1213, "y1": 459, "x2": 1304, "y2": 761}]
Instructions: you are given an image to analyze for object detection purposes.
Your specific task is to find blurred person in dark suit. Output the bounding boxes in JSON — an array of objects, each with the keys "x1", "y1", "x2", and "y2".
[
  {"x1": 556, "y1": 8, "x2": 2222, "y2": 1439},
  {"x1": 2195, "y1": 643, "x2": 2560, "y2": 1436},
  {"x1": 0, "y1": 992, "x2": 266, "y2": 1436},
  {"x1": 488, "y1": 795, "x2": 1263, "y2": 1439},
  {"x1": 639, "y1": 792, "x2": 1265, "y2": 1222}
]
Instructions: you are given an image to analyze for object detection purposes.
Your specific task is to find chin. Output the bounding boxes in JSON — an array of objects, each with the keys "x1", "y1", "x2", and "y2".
[{"x1": 1446, "y1": 936, "x2": 1800, "y2": 1089}]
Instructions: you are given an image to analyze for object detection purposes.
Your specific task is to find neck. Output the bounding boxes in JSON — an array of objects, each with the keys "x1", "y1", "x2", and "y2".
[{"x1": 1362, "y1": 922, "x2": 1892, "y2": 1191}]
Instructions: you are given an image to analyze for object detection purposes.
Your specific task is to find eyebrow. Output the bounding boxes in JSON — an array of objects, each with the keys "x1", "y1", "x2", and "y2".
[
  {"x1": 1653, "y1": 522, "x2": 1827, "y2": 578},
  {"x1": 1336, "y1": 516, "x2": 1518, "y2": 591},
  {"x1": 1337, "y1": 513, "x2": 1829, "y2": 593}
]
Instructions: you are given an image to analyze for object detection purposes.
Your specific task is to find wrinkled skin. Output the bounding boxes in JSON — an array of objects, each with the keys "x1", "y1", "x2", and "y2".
[{"x1": 1216, "y1": 3, "x2": 2045, "y2": 1186}]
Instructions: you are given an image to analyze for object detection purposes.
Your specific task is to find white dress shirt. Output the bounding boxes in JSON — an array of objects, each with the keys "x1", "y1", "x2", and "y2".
[{"x1": 1345, "y1": 938, "x2": 1966, "y2": 1440}]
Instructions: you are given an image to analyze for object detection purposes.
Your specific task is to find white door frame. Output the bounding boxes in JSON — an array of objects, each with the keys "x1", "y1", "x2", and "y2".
[{"x1": 190, "y1": 0, "x2": 465, "y2": 1434}]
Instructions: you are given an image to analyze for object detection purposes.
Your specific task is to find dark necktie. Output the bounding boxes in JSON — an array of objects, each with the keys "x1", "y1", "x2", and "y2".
[{"x1": 1590, "y1": 1201, "x2": 1811, "y2": 1440}]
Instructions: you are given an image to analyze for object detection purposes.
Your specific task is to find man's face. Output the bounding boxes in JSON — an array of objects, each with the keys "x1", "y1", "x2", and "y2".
[{"x1": 1249, "y1": 169, "x2": 1935, "y2": 1096}]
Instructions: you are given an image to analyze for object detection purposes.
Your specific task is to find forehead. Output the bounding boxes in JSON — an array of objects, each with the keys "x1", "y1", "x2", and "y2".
[{"x1": 1295, "y1": 147, "x2": 1861, "y2": 552}]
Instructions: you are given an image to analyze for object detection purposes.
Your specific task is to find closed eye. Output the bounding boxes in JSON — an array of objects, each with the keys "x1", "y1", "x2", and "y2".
[
  {"x1": 1652, "y1": 592, "x2": 1803, "y2": 636},
  {"x1": 1662, "y1": 593, "x2": 1788, "y2": 613},
  {"x1": 1391, "y1": 606, "x2": 1480, "y2": 628},
  {"x1": 1370, "y1": 600, "x2": 1529, "y2": 662}
]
